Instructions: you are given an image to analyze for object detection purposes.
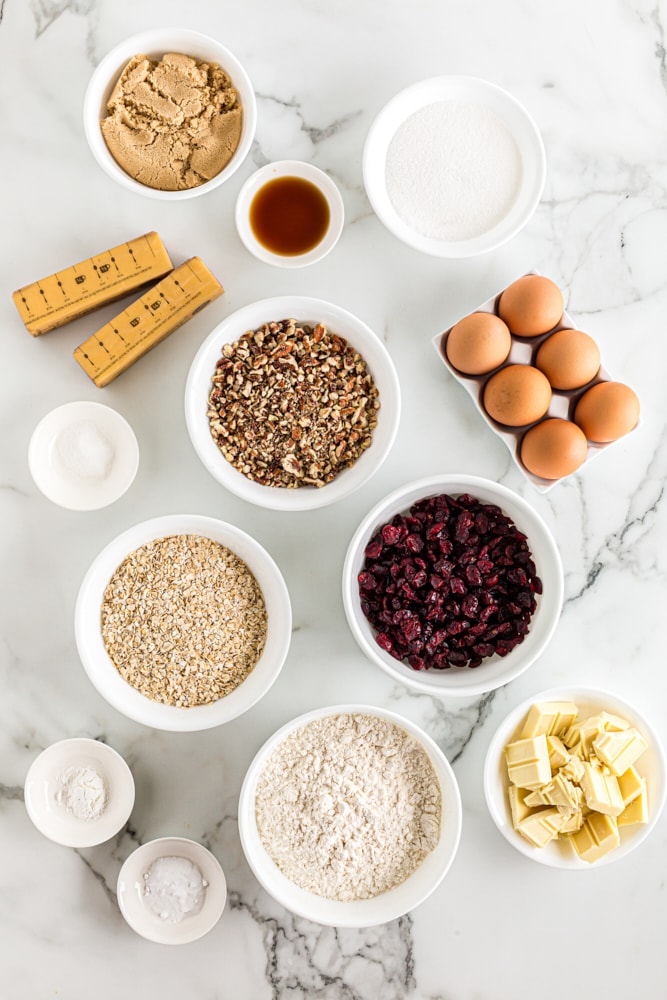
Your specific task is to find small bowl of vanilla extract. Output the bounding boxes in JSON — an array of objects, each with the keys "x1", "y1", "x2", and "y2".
[{"x1": 235, "y1": 160, "x2": 345, "y2": 267}]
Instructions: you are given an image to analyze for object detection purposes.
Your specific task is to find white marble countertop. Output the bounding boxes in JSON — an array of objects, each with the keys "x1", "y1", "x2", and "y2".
[{"x1": 2, "y1": 0, "x2": 666, "y2": 996}]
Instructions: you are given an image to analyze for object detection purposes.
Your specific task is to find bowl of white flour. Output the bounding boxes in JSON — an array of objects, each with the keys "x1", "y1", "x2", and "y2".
[
  {"x1": 238, "y1": 704, "x2": 462, "y2": 926},
  {"x1": 363, "y1": 76, "x2": 546, "y2": 258}
]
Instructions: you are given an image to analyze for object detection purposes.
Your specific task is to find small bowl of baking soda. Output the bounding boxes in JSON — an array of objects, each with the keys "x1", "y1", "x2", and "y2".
[
  {"x1": 28, "y1": 400, "x2": 139, "y2": 510},
  {"x1": 117, "y1": 837, "x2": 227, "y2": 944},
  {"x1": 24, "y1": 737, "x2": 135, "y2": 848},
  {"x1": 363, "y1": 76, "x2": 546, "y2": 258}
]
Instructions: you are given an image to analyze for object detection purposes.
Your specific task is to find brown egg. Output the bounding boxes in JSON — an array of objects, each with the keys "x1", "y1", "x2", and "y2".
[
  {"x1": 446, "y1": 312, "x2": 512, "y2": 375},
  {"x1": 498, "y1": 275, "x2": 564, "y2": 337},
  {"x1": 483, "y1": 365, "x2": 552, "y2": 426},
  {"x1": 535, "y1": 329, "x2": 601, "y2": 390},
  {"x1": 574, "y1": 381, "x2": 640, "y2": 442},
  {"x1": 520, "y1": 419, "x2": 589, "y2": 480}
]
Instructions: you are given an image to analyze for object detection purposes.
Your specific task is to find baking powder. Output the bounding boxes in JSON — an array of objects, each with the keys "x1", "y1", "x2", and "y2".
[
  {"x1": 56, "y1": 765, "x2": 107, "y2": 821},
  {"x1": 142, "y1": 856, "x2": 208, "y2": 923},
  {"x1": 255, "y1": 713, "x2": 442, "y2": 901},
  {"x1": 385, "y1": 100, "x2": 523, "y2": 241}
]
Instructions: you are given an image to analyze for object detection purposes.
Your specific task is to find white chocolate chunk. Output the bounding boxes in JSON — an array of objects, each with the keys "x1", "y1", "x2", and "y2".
[
  {"x1": 617, "y1": 784, "x2": 648, "y2": 827},
  {"x1": 520, "y1": 702, "x2": 579, "y2": 739},
  {"x1": 517, "y1": 808, "x2": 568, "y2": 848},
  {"x1": 592, "y1": 728, "x2": 648, "y2": 776},
  {"x1": 505, "y1": 735, "x2": 551, "y2": 789},
  {"x1": 579, "y1": 762, "x2": 624, "y2": 817},
  {"x1": 569, "y1": 813, "x2": 620, "y2": 862},
  {"x1": 617, "y1": 766, "x2": 644, "y2": 807}
]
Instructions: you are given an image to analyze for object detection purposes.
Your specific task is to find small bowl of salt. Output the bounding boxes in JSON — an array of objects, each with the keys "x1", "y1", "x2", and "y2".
[
  {"x1": 24, "y1": 737, "x2": 135, "y2": 848},
  {"x1": 28, "y1": 400, "x2": 139, "y2": 510},
  {"x1": 117, "y1": 837, "x2": 227, "y2": 944}
]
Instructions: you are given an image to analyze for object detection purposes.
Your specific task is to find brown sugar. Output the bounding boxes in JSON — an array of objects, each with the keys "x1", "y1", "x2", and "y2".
[{"x1": 100, "y1": 52, "x2": 242, "y2": 191}]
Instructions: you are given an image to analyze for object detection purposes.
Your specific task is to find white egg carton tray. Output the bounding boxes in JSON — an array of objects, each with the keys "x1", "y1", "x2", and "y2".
[{"x1": 432, "y1": 273, "x2": 637, "y2": 493}]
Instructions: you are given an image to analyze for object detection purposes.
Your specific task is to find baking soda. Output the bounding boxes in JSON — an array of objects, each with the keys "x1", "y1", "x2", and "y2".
[{"x1": 385, "y1": 100, "x2": 523, "y2": 241}]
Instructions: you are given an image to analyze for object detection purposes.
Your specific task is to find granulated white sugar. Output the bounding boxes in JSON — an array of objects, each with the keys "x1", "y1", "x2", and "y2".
[{"x1": 385, "y1": 100, "x2": 523, "y2": 241}]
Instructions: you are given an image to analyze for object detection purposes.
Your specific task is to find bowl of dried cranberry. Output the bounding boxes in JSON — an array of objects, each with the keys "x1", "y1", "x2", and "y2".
[{"x1": 342, "y1": 475, "x2": 563, "y2": 697}]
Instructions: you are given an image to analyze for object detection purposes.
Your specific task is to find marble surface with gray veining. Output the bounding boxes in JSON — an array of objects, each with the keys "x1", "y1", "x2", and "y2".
[{"x1": 1, "y1": 0, "x2": 666, "y2": 997}]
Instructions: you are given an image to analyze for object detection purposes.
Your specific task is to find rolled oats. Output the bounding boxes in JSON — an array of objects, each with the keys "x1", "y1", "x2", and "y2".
[
  {"x1": 207, "y1": 319, "x2": 380, "y2": 488},
  {"x1": 100, "y1": 534, "x2": 267, "y2": 707}
]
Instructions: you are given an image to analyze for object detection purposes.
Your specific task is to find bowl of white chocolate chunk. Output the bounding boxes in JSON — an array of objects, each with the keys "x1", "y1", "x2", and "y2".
[
  {"x1": 483, "y1": 687, "x2": 666, "y2": 868},
  {"x1": 238, "y1": 704, "x2": 462, "y2": 927}
]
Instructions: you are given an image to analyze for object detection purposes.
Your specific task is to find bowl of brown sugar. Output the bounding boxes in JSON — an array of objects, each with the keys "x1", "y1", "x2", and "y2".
[
  {"x1": 83, "y1": 29, "x2": 257, "y2": 199},
  {"x1": 75, "y1": 514, "x2": 291, "y2": 731}
]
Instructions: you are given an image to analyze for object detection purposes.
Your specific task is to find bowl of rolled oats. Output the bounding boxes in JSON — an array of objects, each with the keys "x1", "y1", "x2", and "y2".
[
  {"x1": 184, "y1": 296, "x2": 401, "y2": 510},
  {"x1": 74, "y1": 514, "x2": 292, "y2": 731}
]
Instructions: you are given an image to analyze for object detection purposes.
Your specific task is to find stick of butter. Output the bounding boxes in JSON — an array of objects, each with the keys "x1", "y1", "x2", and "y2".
[
  {"x1": 12, "y1": 232, "x2": 173, "y2": 336},
  {"x1": 73, "y1": 257, "x2": 223, "y2": 387}
]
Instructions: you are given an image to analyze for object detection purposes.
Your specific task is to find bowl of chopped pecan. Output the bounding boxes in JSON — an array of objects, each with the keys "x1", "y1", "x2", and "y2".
[
  {"x1": 342, "y1": 474, "x2": 563, "y2": 697},
  {"x1": 184, "y1": 296, "x2": 401, "y2": 510},
  {"x1": 75, "y1": 514, "x2": 292, "y2": 731}
]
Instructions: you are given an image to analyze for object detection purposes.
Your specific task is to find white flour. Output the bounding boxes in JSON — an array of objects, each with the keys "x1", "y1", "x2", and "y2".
[
  {"x1": 385, "y1": 100, "x2": 523, "y2": 241},
  {"x1": 255, "y1": 713, "x2": 442, "y2": 901},
  {"x1": 56, "y1": 765, "x2": 107, "y2": 821}
]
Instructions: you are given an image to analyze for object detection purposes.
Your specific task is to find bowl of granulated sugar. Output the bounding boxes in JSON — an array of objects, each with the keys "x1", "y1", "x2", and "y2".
[
  {"x1": 238, "y1": 704, "x2": 462, "y2": 927},
  {"x1": 363, "y1": 76, "x2": 546, "y2": 258}
]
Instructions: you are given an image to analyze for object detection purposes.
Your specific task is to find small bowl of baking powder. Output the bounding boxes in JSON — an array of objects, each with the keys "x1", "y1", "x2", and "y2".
[
  {"x1": 24, "y1": 737, "x2": 135, "y2": 848},
  {"x1": 363, "y1": 76, "x2": 546, "y2": 258},
  {"x1": 117, "y1": 837, "x2": 227, "y2": 944},
  {"x1": 238, "y1": 704, "x2": 462, "y2": 927}
]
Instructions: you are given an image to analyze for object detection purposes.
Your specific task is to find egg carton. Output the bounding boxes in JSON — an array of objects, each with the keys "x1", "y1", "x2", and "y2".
[{"x1": 432, "y1": 272, "x2": 638, "y2": 493}]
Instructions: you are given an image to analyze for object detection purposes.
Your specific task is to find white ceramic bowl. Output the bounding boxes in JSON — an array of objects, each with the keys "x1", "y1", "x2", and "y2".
[
  {"x1": 28, "y1": 400, "x2": 139, "y2": 511},
  {"x1": 83, "y1": 29, "x2": 256, "y2": 199},
  {"x1": 235, "y1": 160, "x2": 345, "y2": 267},
  {"x1": 24, "y1": 738, "x2": 135, "y2": 848},
  {"x1": 238, "y1": 704, "x2": 462, "y2": 927},
  {"x1": 117, "y1": 837, "x2": 227, "y2": 943},
  {"x1": 483, "y1": 687, "x2": 666, "y2": 869},
  {"x1": 363, "y1": 75, "x2": 546, "y2": 258},
  {"x1": 185, "y1": 296, "x2": 401, "y2": 511},
  {"x1": 343, "y1": 475, "x2": 563, "y2": 697},
  {"x1": 75, "y1": 514, "x2": 291, "y2": 731}
]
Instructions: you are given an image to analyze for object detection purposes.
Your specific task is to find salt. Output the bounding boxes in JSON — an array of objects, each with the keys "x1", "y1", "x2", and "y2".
[
  {"x1": 56, "y1": 765, "x2": 107, "y2": 821},
  {"x1": 142, "y1": 856, "x2": 208, "y2": 923},
  {"x1": 385, "y1": 100, "x2": 523, "y2": 242},
  {"x1": 54, "y1": 419, "x2": 115, "y2": 481}
]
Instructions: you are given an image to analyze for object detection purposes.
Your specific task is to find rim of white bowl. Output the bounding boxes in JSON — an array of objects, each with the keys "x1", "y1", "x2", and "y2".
[
  {"x1": 74, "y1": 514, "x2": 292, "y2": 731},
  {"x1": 184, "y1": 295, "x2": 401, "y2": 510},
  {"x1": 483, "y1": 686, "x2": 667, "y2": 869},
  {"x1": 83, "y1": 28, "x2": 257, "y2": 200},
  {"x1": 363, "y1": 75, "x2": 546, "y2": 258},
  {"x1": 238, "y1": 703, "x2": 462, "y2": 927},
  {"x1": 235, "y1": 160, "x2": 345, "y2": 267},
  {"x1": 342, "y1": 475, "x2": 563, "y2": 697}
]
